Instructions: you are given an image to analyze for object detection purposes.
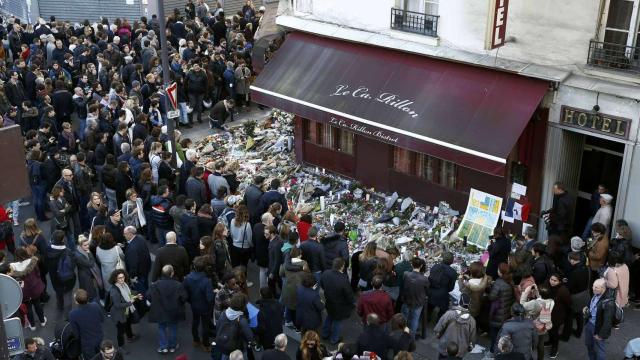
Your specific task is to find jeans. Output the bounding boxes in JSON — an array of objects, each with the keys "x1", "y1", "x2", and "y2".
[
  {"x1": 259, "y1": 267, "x2": 268, "y2": 289},
  {"x1": 191, "y1": 310, "x2": 212, "y2": 345},
  {"x1": 158, "y1": 322, "x2": 178, "y2": 350},
  {"x1": 178, "y1": 102, "x2": 189, "y2": 124},
  {"x1": 489, "y1": 323, "x2": 502, "y2": 353},
  {"x1": 155, "y1": 227, "x2": 170, "y2": 246},
  {"x1": 582, "y1": 216, "x2": 594, "y2": 240},
  {"x1": 321, "y1": 316, "x2": 342, "y2": 344},
  {"x1": 25, "y1": 298, "x2": 45, "y2": 325},
  {"x1": 78, "y1": 117, "x2": 87, "y2": 140},
  {"x1": 105, "y1": 188, "x2": 118, "y2": 212},
  {"x1": 188, "y1": 93, "x2": 204, "y2": 123},
  {"x1": 31, "y1": 185, "x2": 47, "y2": 221},
  {"x1": 584, "y1": 322, "x2": 606, "y2": 360},
  {"x1": 313, "y1": 271, "x2": 322, "y2": 284},
  {"x1": 401, "y1": 304, "x2": 423, "y2": 337}
]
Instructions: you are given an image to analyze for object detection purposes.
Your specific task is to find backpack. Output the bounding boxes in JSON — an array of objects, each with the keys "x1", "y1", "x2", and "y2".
[
  {"x1": 217, "y1": 208, "x2": 235, "y2": 229},
  {"x1": 50, "y1": 321, "x2": 80, "y2": 359},
  {"x1": 215, "y1": 315, "x2": 241, "y2": 354},
  {"x1": 0, "y1": 221, "x2": 13, "y2": 239},
  {"x1": 533, "y1": 300, "x2": 553, "y2": 333},
  {"x1": 56, "y1": 250, "x2": 75, "y2": 282}
]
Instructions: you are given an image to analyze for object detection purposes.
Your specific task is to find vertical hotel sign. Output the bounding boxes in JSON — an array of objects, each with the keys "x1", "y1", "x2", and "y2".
[{"x1": 485, "y1": 0, "x2": 509, "y2": 50}]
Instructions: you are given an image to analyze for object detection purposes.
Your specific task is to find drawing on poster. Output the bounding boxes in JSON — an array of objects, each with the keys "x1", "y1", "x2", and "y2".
[{"x1": 456, "y1": 189, "x2": 503, "y2": 249}]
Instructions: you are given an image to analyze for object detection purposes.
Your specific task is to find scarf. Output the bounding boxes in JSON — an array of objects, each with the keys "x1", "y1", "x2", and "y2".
[
  {"x1": 115, "y1": 282, "x2": 136, "y2": 314},
  {"x1": 62, "y1": 131, "x2": 76, "y2": 151},
  {"x1": 225, "y1": 307, "x2": 243, "y2": 321}
]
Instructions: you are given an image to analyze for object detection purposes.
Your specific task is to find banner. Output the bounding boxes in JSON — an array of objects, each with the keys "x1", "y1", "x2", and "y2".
[{"x1": 456, "y1": 188, "x2": 503, "y2": 249}]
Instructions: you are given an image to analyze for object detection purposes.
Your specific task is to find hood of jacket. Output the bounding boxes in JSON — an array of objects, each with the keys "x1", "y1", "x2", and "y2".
[
  {"x1": 321, "y1": 233, "x2": 344, "y2": 245},
  {"x1": 9, "y1": 257, "x2": 38, "y2": 277}
]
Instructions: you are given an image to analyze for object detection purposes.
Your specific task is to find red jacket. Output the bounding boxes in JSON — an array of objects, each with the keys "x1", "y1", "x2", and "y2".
[
  {"x1": 297, "y1": 220, "x2": 312, "y2": 242},
  {"x1": 0, "y1": 205, "x2": 10, "y2": 251},
  {"x1": 357, "y1": 289, "x2": 394, "y2": 324}
]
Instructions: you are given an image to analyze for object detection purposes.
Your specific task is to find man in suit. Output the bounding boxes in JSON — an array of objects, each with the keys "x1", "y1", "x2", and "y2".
[
  {"x1": 151, "y1": 231, "x2": 189, "y2": 282},
  {"x1": 69, "y1": 289, "x2": 104, "y2": 359},
  {"x1": 123, "y1": 226, "x2": 151, "y2": 293}
]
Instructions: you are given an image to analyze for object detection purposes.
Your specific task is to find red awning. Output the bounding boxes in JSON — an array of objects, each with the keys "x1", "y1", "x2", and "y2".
[{"x1": 251, "y1": 32, "x2": 549, "y2": 176}]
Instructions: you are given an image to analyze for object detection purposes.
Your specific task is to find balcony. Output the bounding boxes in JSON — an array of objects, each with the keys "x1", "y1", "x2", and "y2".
[
  {"x1": 587, "y1": 40, "x2": 640, "y2": 75},
  {"x1": 390, "y1": 8, "x2": 439, "y2": 37}
]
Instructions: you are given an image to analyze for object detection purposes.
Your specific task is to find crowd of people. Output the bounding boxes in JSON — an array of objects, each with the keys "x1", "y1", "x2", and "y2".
[{"x1": 0, "y1": 1, "x2": 638, "y2": 360}]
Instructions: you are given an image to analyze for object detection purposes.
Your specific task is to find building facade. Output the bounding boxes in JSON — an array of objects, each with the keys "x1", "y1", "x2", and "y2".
[{"x1": 253, "y1": 0, "x2": 640, "y2": 243}]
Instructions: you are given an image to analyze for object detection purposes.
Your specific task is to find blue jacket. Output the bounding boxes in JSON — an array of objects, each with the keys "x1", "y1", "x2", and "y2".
[
  {"x1": 183, "y1": 271, "x2": 214, "y2": 314},
  {"x1": 124, "y1": 235, "x2": 152, "y2": 280},
  {"x1": 68, "y1": 303, "x2": 104, "y2": 351},
  {"x1": 259, "y1": 189, "x2": 288, "y2": 215},
  {"x1": 180, "y1": 212, "x2": 199, "y2": 255},
  {"x1": 295, "y1": 286, "x2": 324, "y2": 331},
  {"x1": 151, "y1": 195, "x2": 173, "y2": 229}
]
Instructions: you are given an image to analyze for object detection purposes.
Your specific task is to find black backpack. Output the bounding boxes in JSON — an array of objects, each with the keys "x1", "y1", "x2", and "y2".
[
  {"x1": 215, "y1": 315, "x2": 241, "y2": 355},
  {"x1": 50, "y1": 322, "x2": 81, "y2": 359}
]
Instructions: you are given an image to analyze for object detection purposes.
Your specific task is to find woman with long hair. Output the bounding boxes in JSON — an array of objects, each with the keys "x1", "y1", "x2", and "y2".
[
  {"x1": 49, "y1": 185, "x2": 73, "y2": 249},
  {"x1": 548, "y1": 272, "x2": 571, "y2": 358},
  {"x1": 358, "y1": 241, "x2": 379, "y2": 290},
  {"x1": 86, "y1": 192, "x2": 105, "y2": 227},
  {"x1": 296, "y1": 330, "x2": 328, "y2": 360},
  {"x1": 212, "y1": 223, "x2": 232, "y2": 278},
  {"x1": 107, "y1": 269, "x2": 142, "y2": 351},
  {"x1": 229, "y1": 205, "x2": 253, "y2": 269},
  {"x1": 19, "y1": 218, "x2": 49, "y2": 297},
  {"x1": 10, "y1": 247, "x2": 46, "y2": 330},
  {"x1": 121, "y1": 188, "x2": 141, "y2": 230}
]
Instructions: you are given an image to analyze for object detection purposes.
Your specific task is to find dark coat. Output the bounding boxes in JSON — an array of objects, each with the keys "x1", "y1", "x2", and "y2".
[
  {"x1": 51, "y1": 89, "x2": 74, "y2": 120},
  {"x1": 550, "y1": 284, "x2": 571, "y2": 326},
  {"x1": 124, "y1": 235, "x2": 151, "y2": 280},
  {"x1": 256, "y1": 298, "x2": 284, "y2": 349},
  {"x1": 68, "y1": 303, "x2": 104, "y2": 352},
  {"x1": 300, "y1": 240, "x2": 326, "y2": 273},
  {"x1": 402, "y1": 271, "x2": 430, "y2": 307},
  {"x1": 531, "y1": 255, "x2": 554, "y2": 285},
  {"x1": 488, "y1": 278, "x2": 515, "y2": 327},
  {"x1": 497, "y1": 318, "x2": 536, "y2": 360},
  {"x1": 180, "y1": 212, "x2": 200, "y2": 259},
  {"x1": 147, "y1": 276, "x2": 187, "y2": 323},
  {"x1": 549, "y1": 191, "x2": 572, "y2": 234},
  {"x1": 183, "y1": 271, "x2": 214, "y2": 314},
  {"x1": 259, "y1": 189, "x2": 288, "y2": 215},
  {"x1": 261, "y1": 350, "x2": 291, "y2": 360},
  {"x1": 45, "y1": 245, "x2": 76, "y2": 291},
  {"x1": 73, "y1": 249, "x2": 100, "y2": 300},
  {"x1": 320, "y1": 269, "x2": 354, "y2": 320},
  {"x1": 267, "y1": 236, "x2": 284, "y2": 278},
  {"x1": 253, "y1": 223, "x2": 269, "y2": 268},
  {"x1": 593, "y1": 289, "x2": 616, "y2": 339},
  {"x1": 186, "y1": 177, "x2": 206, "y2": 207},
  {"x1": 107, "y1": 285, "x2": 133, "y2": 324},
  {"x1": 179, "y1": 159, "x2": 195, "y2": 195},
  {"x1": 428, "y1": 263, "x2": 458, "y2": 309},
  {"x1": 295, "y1": 286, "x2": 324, "y2": 331},
  {"x1": 151, "y1": 244, "x2": 190, "y2": 282},
  {"x1": 486, "y1": 236, "x2": 511, "y2": 279},
  {"x1": 244, "y1": 184, "x2": 264, "y2": 224},
  {"x1": 356, "y1": 325, "x2": 396, "y2": 360},
  {"x1": 321, "y1": 233, "x2": 349, "y2": 271}
]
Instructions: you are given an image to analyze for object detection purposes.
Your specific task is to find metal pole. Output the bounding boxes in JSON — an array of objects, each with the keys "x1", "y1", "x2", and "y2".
[{"x1": 157, "y1": 0, "x2": 178, "y2": 169}]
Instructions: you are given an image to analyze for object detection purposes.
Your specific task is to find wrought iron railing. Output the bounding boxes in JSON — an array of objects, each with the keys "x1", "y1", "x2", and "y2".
[
  {"x1": 587, "y1": 40, "x2": 640, "y2": 74},
  {"x1": 390, "y1": 8, "x2": 439, "y2": 37}
]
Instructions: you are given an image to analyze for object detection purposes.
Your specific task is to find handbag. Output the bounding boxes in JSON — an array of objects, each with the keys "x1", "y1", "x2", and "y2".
[
  {"x1": 54, "y1": 216, "x2": 69, "y2": 230},
  {"x1": 115, "y1": 248, "x2": 125, "y2": 270}
]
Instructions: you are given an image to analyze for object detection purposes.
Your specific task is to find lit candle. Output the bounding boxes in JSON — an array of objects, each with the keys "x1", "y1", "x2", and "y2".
[
  {"x1": 365, "y1": 194, "x2": 370, "y2": 202},
  {"x1": 315, "y1": 167, "x2": 319, "y2": 173},
  {"x1": 322, "y1": 168, "x2": 325, "y2": 174},
  {"x1": 320, "y1": 196, "x2": 326, "y2": 211}
]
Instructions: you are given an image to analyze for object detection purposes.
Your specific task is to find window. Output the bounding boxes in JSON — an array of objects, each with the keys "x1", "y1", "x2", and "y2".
[
  {"x1": 303, "y1": 119, "x2": 355, "y2": 155},
  {"x1": 602, "y1": 0, "x2": 640, "y2": 47},
  {"x1": 424, "y1": 0, "x2": 439, "y2": 15},
  {"x1": 396, "y1": 0, "x2": 439, "y2": 15},
  {"x1": 393, "y1": 146, "x2": 457, "y2": 189}
]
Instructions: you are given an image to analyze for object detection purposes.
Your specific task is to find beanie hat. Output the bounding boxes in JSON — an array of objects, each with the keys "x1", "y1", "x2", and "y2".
[{"x1": 571, "y1": 236, "x2": 585, "y2": 252}]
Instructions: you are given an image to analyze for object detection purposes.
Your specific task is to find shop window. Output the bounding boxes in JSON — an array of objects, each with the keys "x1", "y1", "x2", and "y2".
[
  {"x1": 393, "y1": 147, "x2": 457, "y2": 189},
  {"x1": 303, "y1": 119, "x2": 355, "y2": 155}
]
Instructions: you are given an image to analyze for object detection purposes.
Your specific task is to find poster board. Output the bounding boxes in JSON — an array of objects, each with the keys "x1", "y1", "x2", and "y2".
[{"x1": 456, "y1": 188, "x2": 503, "y2": 249}]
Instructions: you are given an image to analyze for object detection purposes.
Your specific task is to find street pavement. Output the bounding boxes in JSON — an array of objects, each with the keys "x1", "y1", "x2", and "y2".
[{"x1": 7, "y1": 103, "x2": 639, "y2": 359}]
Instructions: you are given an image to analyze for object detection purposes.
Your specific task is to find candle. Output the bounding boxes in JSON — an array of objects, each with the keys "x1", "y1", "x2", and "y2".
[
  {"x1": 320, "y1": 196, "x2": 326, "y2": 211},
  {"x1": 322, "y1": 168, "x2": 325, "y2": 174},
  {"x1": 365, "y1": 194, "x2": 370, "y2": 202},
  {"x1": 329, "y1": 191, "x2": 333, "y2": 197},
  {"x1": 315, "y1": 167, "x2": 319, "y2": 173}
]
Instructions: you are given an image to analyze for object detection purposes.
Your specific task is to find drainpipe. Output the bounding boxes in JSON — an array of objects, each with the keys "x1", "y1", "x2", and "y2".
[{"x1": 594, "y1": 0, "x2": 606, "y2": 40}]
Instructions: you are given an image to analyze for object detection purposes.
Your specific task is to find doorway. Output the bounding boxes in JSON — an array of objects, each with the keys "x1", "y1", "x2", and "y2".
[{"x1": 573, "y1": 135, "x2": 624, "y2": 235}]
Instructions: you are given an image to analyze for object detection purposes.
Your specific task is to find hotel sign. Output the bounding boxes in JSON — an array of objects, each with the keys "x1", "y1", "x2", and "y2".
[
  {"x1": 485, "y1": 0, "x2": 509, "y2": 50},
  {"x1": 560, "y1": 106, "x2": 630, "y2": 139}
]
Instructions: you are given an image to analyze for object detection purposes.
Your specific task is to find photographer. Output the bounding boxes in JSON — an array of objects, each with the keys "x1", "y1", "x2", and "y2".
[
  {"x1": 541, "y1": 182, "x2": 572, "y2": 244},
  {"x1": 486, "y1": 227, "x2": 511, "y2": 280}
]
